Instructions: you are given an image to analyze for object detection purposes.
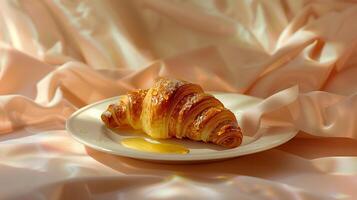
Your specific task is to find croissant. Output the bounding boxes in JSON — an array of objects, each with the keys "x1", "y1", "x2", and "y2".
[{"x1": 101, "y1": 78, "x2": 243, "y2": 148}]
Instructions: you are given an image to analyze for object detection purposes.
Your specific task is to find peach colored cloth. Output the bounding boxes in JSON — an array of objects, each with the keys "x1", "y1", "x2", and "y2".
[{"x1": 1, "y1": 0, "x2": 357, "y2": 199}]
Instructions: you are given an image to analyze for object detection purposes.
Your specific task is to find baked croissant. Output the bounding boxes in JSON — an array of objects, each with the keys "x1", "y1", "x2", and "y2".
[{"x1": 101, "y1": 78, "x2": 243, "y2": 148}]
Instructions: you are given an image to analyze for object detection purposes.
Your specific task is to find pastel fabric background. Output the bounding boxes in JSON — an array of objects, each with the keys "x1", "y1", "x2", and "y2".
[{"x1": 1, "y1": 0, "x2": 357, "y2": 199}]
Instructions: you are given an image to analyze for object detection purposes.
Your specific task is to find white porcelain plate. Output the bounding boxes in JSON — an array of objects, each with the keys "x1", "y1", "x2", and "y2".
[{"x1": 66, "y1": 92, "x2": 298, "y2": 163}]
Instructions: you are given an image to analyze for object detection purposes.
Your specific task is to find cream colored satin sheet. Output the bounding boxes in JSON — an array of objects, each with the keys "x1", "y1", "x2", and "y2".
[{"x1": 1, "y1": 0, "x2": 357, "y2": 199}]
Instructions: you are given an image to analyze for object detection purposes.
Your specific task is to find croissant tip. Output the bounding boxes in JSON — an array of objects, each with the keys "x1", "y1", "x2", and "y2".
[{"x1": 101, "y1": 111, "x2": 116, "y2": 128}]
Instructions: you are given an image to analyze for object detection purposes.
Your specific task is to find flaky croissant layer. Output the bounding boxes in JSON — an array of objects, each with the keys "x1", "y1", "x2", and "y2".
[{"x1": 101, "y1": 78, "x2": 242, "y2": 148}]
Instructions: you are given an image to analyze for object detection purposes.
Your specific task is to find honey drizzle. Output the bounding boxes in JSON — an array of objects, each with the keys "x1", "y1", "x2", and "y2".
[{"x1": 121, "y1": 137, "x2": 189, "y2": 154}]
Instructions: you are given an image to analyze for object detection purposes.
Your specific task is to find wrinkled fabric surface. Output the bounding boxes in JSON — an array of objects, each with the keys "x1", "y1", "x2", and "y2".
[{"x1": 1, "y1": 0, "x2": 357, "y2": 199}]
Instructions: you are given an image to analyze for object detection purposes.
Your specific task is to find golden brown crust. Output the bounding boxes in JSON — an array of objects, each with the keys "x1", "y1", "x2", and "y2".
[
  {"x1": 168, "y1": 93, "x2": 195, "y2": 137},
  {"x1": 101, "y1": 103, "x2": 126, "y2": 128},
  {"x1": 101, "y1": 77, "x2": 243, "y2": 148},
  {"x1": 185, "y1": 106, "x2": 222, "y2": 140},
  {"x1": 150, "y1": 78, "x2": 186, "y2": 118},
  {"x1": 127, "y1": 89, "x2": 147, "y2": 124}
]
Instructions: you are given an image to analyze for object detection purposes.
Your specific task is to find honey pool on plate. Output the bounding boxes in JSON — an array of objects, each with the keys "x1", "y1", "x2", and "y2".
[{"x1": 121, "y1": 137, "x2": 189, "y2": 154}]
